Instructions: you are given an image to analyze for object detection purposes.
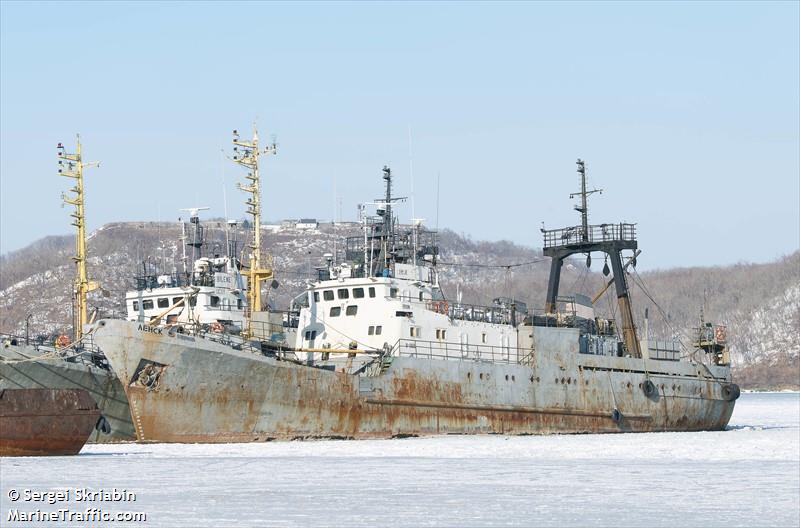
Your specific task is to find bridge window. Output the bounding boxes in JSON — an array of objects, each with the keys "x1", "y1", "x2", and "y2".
[
  {"x1": 353, "y1": 288, "x2": 365, "y2": 299},
  {"x1": 337, "y1": 289, "x2": 349, "y2": 299},
  {"x1": 210, "y1": 296, "x2": 220, "y2": 307},
  {"x1": 482, "y1": 332, "x2": 487, "y2": 344},
  {"x1": 368, "y1": 287, "x2": 376, "y2": 298},
  {"x1": 313, "y1": 291, "x2": 320, "y2": 302},
  {"x1": 346, "y1": 305, "x2": 358, "y2": 316},
  {"x1": 158, "y1": 298, "x2": 169, "y2": 308},
  {"x1": 132, "y1": 301, "x2": 139, "y2": 311},
  {"x1": 375, "y1": 326, "x2": 382, "y2": 335},
  {"x1": 172, "y1": 297, "x2": 183, "y2": 305},
  {"x1": 419, "y1": 292, "x2": 424, "y2": 301},
  {"x1": 142, "y1": 300, "x2": 154, "y2": 310},
  {"x1": 436, "y1": 329, "x2": 447, "y2": 340},
  {"x1": 237, "y1": 299, "x2": 243, "y2": 309},
  {"x1": 323, "y1": 290, "x2": 334, "y2": 301},
  {"x1": 390, "y1": 288, "x2": 398, "y2": 298},
  {"x1": 189, "y1": 296, "x2": 196, "y2": 307},
  {"x1": 330, "y1": 307, "x2": 341, "y2": 317},
  {"x1": 368, "y1": 326, "x2": 375, "y2": 335},
  {"x1": 410, "y1": 326, "x2": 421, "y2": 338}
]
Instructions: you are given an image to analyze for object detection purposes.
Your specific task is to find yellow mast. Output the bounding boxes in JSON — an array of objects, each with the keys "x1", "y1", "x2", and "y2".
[
  {"x1": 232, "y1": 125, "x2": 276, "y2": 337},
  {"x1": 58, "y1": 136, "x2": 100, "y2": 341}
]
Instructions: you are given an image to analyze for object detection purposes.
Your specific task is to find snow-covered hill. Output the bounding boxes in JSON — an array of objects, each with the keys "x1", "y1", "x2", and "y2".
[{"x1": 1, "y1": 221, "x2": 797, "y2": 389}]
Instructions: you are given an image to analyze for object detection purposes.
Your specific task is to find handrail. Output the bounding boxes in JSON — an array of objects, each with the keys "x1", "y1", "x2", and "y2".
[
  {"x1": 392, "y1": 338, "x2": 533, "y2": 365},
  {"x1": 542, "y1": 223, "x2": 636, "y2": 249}
]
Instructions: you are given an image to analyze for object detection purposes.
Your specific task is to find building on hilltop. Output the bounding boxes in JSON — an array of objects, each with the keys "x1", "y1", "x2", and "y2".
[{"x1": 295, "y1": 219, "x2": 319, "y2": 230}]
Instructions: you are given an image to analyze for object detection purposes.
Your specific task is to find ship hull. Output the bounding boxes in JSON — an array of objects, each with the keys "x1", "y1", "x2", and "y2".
[
  {"x1": 94, "y1": 319, "x2": 735, "y2": 442},
  {"x1": 0, "y1": 343, "x2": 135, "y2": 442},
  {"x1": 0, "y1": 388, "x2": 101, "y2": 456}
]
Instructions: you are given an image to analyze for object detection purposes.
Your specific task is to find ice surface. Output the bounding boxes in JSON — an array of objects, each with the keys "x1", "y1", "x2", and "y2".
[{"x1": 1, "y1": 392, "x2": 798, "y2": 527}]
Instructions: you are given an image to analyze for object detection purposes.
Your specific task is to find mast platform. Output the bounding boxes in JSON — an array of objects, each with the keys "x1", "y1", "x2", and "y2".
[{"x1": 542, "y1": 223, "x2": 637, "y2": 254}]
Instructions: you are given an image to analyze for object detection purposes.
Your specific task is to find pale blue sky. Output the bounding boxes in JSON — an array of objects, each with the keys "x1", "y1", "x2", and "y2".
[{"x1": 1, "y1": 1, "x2": 798, "y2": 269}]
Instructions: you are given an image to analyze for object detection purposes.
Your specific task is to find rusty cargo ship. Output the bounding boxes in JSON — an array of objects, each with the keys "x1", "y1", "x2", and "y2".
[{"x1": 90, "y1": 153, "x2": 740, "y2": 443}]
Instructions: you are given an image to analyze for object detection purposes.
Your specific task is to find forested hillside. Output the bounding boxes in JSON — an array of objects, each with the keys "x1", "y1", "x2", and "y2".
[{"x1": 1, "y1": 222, "x2": 797, "y2": 389}]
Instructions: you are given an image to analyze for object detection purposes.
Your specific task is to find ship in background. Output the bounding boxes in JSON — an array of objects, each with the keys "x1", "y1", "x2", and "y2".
[
  {"x1": 124, "y1": 208, "x2": 248, "y2": 331},
  {"x1": 90, "y1": 137, "x2": 740, "y2": 443}
]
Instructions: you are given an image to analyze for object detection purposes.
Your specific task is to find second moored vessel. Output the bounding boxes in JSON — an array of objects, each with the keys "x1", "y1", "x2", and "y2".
[{"x1": 90, "y1": 151, "x2": 739, "y2": 442}]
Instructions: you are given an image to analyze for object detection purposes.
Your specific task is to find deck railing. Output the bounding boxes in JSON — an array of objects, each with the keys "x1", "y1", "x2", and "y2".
[
  {"x1": 393, "y1": 338, "x2": 534, "y2": 365},
  {"x1": 542, "y1": 223, "x2": 636, "y2": 249}
]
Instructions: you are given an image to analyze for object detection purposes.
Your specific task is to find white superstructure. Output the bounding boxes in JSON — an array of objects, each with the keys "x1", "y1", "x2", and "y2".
[
  {"x1": 125, "y1": 212, "x2": 248, "y2": 330},
  {"x1": 296, "y1": 167, "x2": 520, "y2": 361}
]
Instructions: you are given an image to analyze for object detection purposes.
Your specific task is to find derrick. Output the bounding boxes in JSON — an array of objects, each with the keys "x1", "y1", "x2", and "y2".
[{"x1": 541, "y1": 159, "x2": 642, "y2": 358}]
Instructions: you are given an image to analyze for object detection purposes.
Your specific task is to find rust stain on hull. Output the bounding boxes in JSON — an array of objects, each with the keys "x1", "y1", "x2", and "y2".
[
  {"x1": 123, "y1": 358, "x2": 734, "y2": 442},
  {"x1": 0, "y1": 388, "x2": 100, "y2": 456},
  {"x1": 94, "y1": 320, "x2": 737, "y2": 443},
  {"x1": 0, "y1": 344, "x2": 136, "y2": 442}
]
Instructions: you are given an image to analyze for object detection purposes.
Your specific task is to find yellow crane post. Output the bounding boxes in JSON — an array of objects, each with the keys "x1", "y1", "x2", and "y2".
[
  {"x1": 231, "y1": 125, "x2": 276, "y2": 338},
  {"x1": 58, "y1": 136, "x2": 100, "y2": 342}
]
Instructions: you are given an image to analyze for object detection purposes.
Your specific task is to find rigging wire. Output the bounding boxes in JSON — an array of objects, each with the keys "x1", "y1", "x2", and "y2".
[
  {"x1": 629, "y1": 268, "x2": 697, "y2": 358},
  {"x1": 565, "y1": 262, "x2": 588, "y2": 296},
  {"x1": 437, "y1": 258, "x2": 547, "y2": 269}
]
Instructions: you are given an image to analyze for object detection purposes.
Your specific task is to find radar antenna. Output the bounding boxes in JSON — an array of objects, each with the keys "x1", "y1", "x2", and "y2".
[
  {"x1": 179, "y1": 207, "x2": 211, "y2": 219},
  {"x1": 231, "y1": 124, "x2": 276, "y2": 337},
  {"x1": 58, "y1": 135, "x2": 100, "y2": 341}
]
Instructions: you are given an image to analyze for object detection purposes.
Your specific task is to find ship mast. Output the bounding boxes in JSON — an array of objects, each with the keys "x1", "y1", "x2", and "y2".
[
  {"x1": 58, "y1": 136, "x2": 100, "y2": 341},
  {"x1": 382, "y1": 166, "x2": 393, "y2": 273},
  {"x1": 232, "y1": 125, "x2": 276, "y2": 336},
  {"x1": 570, "y1": 159, "x2": 602, "y2": 242}
]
